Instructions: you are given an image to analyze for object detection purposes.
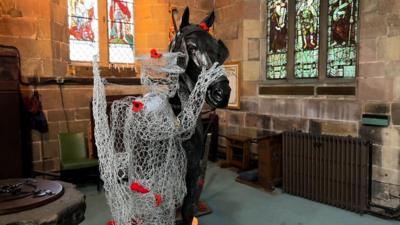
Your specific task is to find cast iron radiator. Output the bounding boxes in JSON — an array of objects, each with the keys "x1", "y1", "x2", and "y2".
[{"x1": 282, "y1": 131, "x2": 372, "y2": 213}]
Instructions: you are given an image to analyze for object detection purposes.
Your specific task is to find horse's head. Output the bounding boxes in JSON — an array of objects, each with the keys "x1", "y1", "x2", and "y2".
[{"x1": 170, "y1": 7, "x2": 231, "y2": 108}]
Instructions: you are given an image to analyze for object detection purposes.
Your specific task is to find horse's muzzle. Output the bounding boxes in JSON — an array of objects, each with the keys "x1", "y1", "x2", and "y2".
[{"x1": 206, "y1": 76, "x2": 231, "y2": 108}]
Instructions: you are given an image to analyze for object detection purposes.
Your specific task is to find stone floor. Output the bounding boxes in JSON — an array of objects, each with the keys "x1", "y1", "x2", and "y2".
[{"x1": 79, "y1": 163, "x2": 399, "y2": 225}]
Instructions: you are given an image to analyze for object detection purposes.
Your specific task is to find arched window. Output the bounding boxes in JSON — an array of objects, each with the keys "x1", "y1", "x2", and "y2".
[
  {"x1": 68, "y1": 0, "x2": 99, "y2": 62},
  {"x1": 266, "y1": 0, "x2": 359, "y2": 81},
  {"x1": 107, "y1": 0, "x2": 135, "y2": 63},
  {"x1": 68, "y1": 0, "x2": 135, "y2": 64}
]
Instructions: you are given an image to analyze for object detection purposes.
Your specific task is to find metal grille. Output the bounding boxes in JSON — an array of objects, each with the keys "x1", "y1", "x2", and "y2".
[{"x1": 283, "y1": 131, "x2": 371, "y2": 213}]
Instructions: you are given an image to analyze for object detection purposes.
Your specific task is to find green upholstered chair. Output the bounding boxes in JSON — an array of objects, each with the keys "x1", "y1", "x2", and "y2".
[
  {"x1": 58, "y1": 132, "x2": 100, "y2": 190},
  {"x1": 58, "y1": 132, "x2": 98, "y2": 170}
]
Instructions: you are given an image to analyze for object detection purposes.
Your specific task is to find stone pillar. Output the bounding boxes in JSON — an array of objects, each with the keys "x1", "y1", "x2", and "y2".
[{"x1": 358, "y1": 0, "x2": 400, "y2": 207}]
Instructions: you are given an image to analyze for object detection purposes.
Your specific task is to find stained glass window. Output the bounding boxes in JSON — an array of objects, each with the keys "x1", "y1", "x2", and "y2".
[
  {"x1": 68, "y1": 0, "x2": 99, "y2": 62},
  {"x1": 266, "y1": 0, "x2": 289, "y2": 79},
  {"x1": 108, "y1": 0, "x2": 135, "y2": 63},
  {"x1": 295, "y1": 0, "x2": 320, "y2": 78},
  {"x1": 327, "y1": 0, "x2": 358, "y2": 78}
]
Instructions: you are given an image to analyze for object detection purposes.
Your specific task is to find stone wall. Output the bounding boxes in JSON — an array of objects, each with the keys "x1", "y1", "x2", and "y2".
[
  {"x1": 20, "y1": 85, "x2": 148, "y2": 172},
  {"x1": 136, "y1": 0, "x2": 215, "y2": 54},
  {"x1": 359, "y1": 0, "x2": 400, "y2": 207},
  {"x1": 0, "y1": 0, "x2": 67, "y2": 77},
  {"x1": 1, "y1": 0, "x2": 399, "y2": 208},
  {"x1": 214, "y1": 0, "x2": 400, "y2": 207},
  {"x1": 0, "y1": 0, "x2": 213, "y2": 172}
]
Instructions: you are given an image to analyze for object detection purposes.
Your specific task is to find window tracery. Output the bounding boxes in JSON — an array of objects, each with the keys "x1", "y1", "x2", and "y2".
[{"x1": 266, "y1": 0, "x2": 359, "y2": 81}]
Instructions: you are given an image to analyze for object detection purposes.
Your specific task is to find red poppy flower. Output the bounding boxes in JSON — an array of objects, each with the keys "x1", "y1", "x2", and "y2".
[
  {"x1": 155, "y1": 194, "x2": 162, "y2": 206},
  {"x1": 107, "y1": 220, "x2": 117, "y2": 225},
  {"x1": 150, "y1": 49, "x2": 162, "y2": 58},
  {"x1": 130, "y1": 182, "x2": 150, "y2": 194},
  {"x1": 198, "y1": 201, "x2": 208, "y2": 212},
  {"x1": 199, "y1": 22, "x2": 209, "y2": 32},
  {"x1": 132, "y1": 100, "x2": 144, "y2": 112},
  {"x1": 197, "y1": 179, "x2": 205, "y2": 188}
]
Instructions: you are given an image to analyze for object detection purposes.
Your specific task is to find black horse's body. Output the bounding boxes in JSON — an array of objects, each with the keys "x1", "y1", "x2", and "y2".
[{"x1": 169, "y1": 8, "x2": 231, "y2": 225}]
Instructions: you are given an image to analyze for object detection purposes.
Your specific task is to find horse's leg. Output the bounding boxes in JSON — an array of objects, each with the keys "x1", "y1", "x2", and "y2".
[{"x1": 181, "y1": 118, "x2": 204, "y2": 225}]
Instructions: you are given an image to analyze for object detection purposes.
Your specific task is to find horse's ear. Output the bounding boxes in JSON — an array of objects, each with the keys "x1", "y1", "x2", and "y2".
[
  {"x1": 201, "y1": 11, "x2": 215, "y2": 28},
  {"x1": 180, "y1": 7, "x2": 190, "y2": 30}
]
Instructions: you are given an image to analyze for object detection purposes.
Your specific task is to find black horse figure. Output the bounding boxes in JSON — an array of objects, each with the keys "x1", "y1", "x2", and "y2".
[{"x1": 169, "y1": 7, "x2": 231, "y2": 225}]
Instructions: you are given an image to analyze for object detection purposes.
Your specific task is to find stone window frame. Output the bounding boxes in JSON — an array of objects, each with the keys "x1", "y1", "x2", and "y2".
[
  {"x1": 263, "y1": 0, "x2": 359, "y2": 86},
  {"x1": 68, "y1": 0, "x2": 137, "y2": 76}
]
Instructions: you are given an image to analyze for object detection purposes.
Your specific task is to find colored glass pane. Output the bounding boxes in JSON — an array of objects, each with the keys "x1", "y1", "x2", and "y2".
[
  {"x1": 295, "y1": 0, "x2": 320, "y2": 78},
  {"x1": 108, "y1": 0, "x2": 135, "y2": 63},
  {"x1": 327, "y1": 0, "x2": 358, "y2": 78},
  {"x1": 266, "y1": 0, "x2": 289, "y2": 79},
  {"x1": 68, "y1": 0, "x2": 99, "y2": 61}
]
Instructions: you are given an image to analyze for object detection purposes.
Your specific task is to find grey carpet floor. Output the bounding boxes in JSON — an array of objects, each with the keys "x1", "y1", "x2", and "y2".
[{"x1": 79, "y1": 163, "x2": 398, "y2": 225}]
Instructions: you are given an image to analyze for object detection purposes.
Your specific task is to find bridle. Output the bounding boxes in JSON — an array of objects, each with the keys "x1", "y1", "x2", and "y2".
[
  {"x1": 169, "y1": 25, "x2": 210, "y2": 69},
  {"x1": 168, "y1": 26, "x2": 219, "y2": 130}
]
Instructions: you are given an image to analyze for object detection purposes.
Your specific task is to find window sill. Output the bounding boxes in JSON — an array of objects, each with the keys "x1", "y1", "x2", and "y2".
[
  {"x1": 258, "y1": 74, "x2": 357, "y2": 96},
  {"x1": 22, "y1": 76, "x2": 141, "y2": 86},
  {"x1": 259, "y1": 84, "x2": 356, "y2": 96},
  {"x1": 262, "y1": 77, "x2": 356, "y2": 85},
  {"x1": 68, "y1": 63, "x2": 138, "y2": 77}
]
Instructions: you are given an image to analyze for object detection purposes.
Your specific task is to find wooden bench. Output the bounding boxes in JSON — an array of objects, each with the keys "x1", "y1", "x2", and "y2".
[{"x1": 219, "y1": 129, "x2": 282, "y2": 191}]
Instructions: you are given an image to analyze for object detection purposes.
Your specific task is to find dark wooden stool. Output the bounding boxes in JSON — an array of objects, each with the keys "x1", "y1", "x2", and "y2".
[
  {"x1": 220, "y1": 129, "x2": 283, "y2": 191},
  {"x1": 220, "y1": 130, "x2": 277, "y2": 171},
  {"x1": 223, "y1": 134, "x2": 252, "y2": 170},
  {"x1": 257, "y1": 134, "x2": 282, "y2": 191}
]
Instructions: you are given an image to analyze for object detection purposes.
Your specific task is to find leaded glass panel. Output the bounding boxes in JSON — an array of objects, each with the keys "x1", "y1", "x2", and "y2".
[
  {"x1": 266, "y1": 0, "x2": 289, "y2": 79},
  {"x1": 295, "y1": 0, "x2": 320, "y2": 78},
  {"x1": 68, "y1": 0, "x2": 99, "y2": 62},
  {"x1": 108, "y1": 0, "x2": 135, "y2": 63},
  {"x1": 327, "y1": 0, "x2": 358, "y2": 78}
]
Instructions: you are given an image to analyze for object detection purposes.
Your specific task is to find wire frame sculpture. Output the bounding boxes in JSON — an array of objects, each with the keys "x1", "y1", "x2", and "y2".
[{"x1": 92, "y1": 53, "x2": 226, "y2": 225}]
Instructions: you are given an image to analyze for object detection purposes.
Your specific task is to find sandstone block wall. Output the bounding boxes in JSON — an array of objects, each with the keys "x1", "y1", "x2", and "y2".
[
  {"x1": 213, "y1": 0, "x2": 400, "y2": 207},
  {"x1": 0, "y1": 0, "x2": 213, "y2": 172}
]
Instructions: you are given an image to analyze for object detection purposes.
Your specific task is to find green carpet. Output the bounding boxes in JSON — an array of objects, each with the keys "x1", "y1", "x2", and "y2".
[{"x1": 79, "y1": 163, "x2": 398, "y2": 225}]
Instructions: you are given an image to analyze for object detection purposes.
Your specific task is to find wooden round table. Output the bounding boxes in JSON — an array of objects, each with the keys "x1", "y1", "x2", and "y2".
[{"x1": 0, "y1": 180, "x2": 85, "y2": 225}]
